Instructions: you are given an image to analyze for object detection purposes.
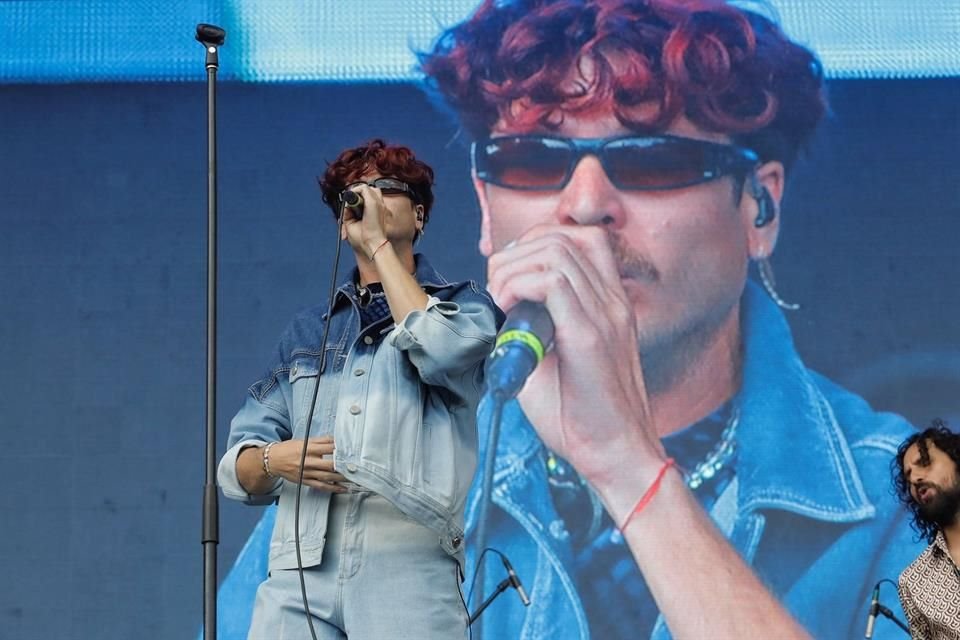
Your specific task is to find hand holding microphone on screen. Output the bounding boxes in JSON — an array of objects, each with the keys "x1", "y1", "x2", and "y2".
[{"x1": 484, "y1": 224, "x2": 668, "y2": 514}]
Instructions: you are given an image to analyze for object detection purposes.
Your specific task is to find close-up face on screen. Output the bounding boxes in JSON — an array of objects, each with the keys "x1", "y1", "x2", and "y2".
[{"x1": 1, "y1": 2, "x2": 958, "y2": 639}]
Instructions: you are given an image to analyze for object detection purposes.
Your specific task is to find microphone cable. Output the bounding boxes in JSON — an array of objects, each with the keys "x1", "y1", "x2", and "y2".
[
  {"x1": 466, "y1": 545, "x2": 530, "y2": 636},
  {"x1": 469, "y1": 393, "x2": 507, "y2": 638},
  {"x1": 291, "y1": 201, "x2": 349, "y2": 640},
  {"x1": 466, "y1": 546, "x2": 511, "y2": 608}
]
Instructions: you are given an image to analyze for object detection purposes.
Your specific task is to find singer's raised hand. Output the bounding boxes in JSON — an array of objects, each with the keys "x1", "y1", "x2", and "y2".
[
  {"x1": 342, "y1": 182, "x2": 389, "y2": 260},
  {"x1": 485, "y1": 223, "x2": 811, "y2": 640},
  {"x1": 486, "y1": 224, "x2": 668, "y2": 521}
]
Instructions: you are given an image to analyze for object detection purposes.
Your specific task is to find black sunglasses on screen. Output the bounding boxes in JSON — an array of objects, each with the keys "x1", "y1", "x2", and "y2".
[{"x1": 471, "y1": 134, "x2": 759, "y2": 191}]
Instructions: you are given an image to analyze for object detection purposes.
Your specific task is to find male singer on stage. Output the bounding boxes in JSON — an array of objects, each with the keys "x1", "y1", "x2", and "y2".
[
  {"x1": 216, "y1": 139, "x2": 500, "y2": 639},
  {"x1": 894, "y1": 420, "x2": 960, "y2": 639},
  {"x1": 418, "y1": 1, "x2": 924, "y2": 638}
]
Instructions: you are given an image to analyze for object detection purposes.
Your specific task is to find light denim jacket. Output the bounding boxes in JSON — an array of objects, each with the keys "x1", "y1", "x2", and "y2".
[
  {"x1": 217, "y1": 255, "x2": 501, "y2": 573},
  {"x1": 464, "y1": 282, "x2": 924, "y2": 640}
]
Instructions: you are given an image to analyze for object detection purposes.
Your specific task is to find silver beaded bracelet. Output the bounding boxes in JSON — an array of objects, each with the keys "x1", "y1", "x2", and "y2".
[{"x1": 261, "y1": 442, "x2": 278, "y2": 479}]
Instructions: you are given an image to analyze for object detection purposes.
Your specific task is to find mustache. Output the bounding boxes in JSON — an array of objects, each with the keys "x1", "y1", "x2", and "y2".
[
  {"x1": 607, "y1": 229, "x2": 660, "y2": 282},
  {"x1": 914, "y1": 481, "x2": 938, "y2": 493}
]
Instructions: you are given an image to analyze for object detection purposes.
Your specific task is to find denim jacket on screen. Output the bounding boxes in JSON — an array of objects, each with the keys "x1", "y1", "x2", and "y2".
[
  {"x1": 217, "y1": 255, "x2": 501, "y2": 573},
  {"x1": 211, "y1": 281, "x2": 922, "y2": 640},
  {"x1": 464, "y1": 281, "x2": 923, "y2": 640}
]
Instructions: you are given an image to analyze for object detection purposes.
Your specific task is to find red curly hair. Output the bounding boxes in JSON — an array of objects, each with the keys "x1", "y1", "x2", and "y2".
[
  {"x1": 318, "y1": 139, "x2": 435, "y2": 226},
  {"x1": 420, "y1": 0, "x2": 826, "y2": 168}
]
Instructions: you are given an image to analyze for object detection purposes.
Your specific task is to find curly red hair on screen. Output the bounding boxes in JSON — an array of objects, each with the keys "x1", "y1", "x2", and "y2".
[
  {"x1": 319, "y1": 139, "x2": 435, "y2": 226},
  {"x1": 420, "y1": 0, "x2": 826, "y2": 168}
]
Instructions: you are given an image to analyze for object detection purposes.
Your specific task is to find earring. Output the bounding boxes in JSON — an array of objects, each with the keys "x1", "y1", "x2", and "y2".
[{"x1": 755, "y1": 254, "x2": 800, "y2": 311}]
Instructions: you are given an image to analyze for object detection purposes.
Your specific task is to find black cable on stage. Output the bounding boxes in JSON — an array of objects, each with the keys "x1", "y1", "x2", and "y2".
[
  {"x1": 456, "y1": 561, "x2": 474, "y2": 640},
  {"x1": 466, "y1": 546, "x2": 499, "y2": 608},
  {"x1": 291, "y1": 203, "x2": 348, "y2": 640}
]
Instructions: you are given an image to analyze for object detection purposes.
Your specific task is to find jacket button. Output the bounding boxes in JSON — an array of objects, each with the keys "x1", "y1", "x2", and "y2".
[
  {"x1": 353, "y1": 368, "x2": 365, "y2": 376},
  {"x1": 349, "y1": 404, "x2": 361, "y2": 415},
  {"x1": 346, "y1": 463, "x2": 358, "y2": 473},
  {"x1": 452, "y1": 536, "x2": 462, "y2": 549},
  {"x1": 363, "y1": 335, "x2": 374, "y2": 345}
]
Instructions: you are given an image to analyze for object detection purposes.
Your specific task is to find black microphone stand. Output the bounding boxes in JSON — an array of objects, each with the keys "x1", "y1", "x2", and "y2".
[
  {"x1": 469, "y1": 549, "x2": 530, "y2": 629},
  {"x1": 196, "y1": 23, "x2": 226, "y2": 640},
  {"x1": 469, "y1": 576, "x2": 513, "y2": 626},
  {"x1": 868, "y1": 579, "x2": 911, "y2": 637}
]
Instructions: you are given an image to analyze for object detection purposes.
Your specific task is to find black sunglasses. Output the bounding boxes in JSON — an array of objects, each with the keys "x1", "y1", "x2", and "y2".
[
  {"x1": 472, "y1": 135, "x2": 759, "y2": 191},
  {"x1": 341, "y1": 177, "x2": 416, "y2": 201}
]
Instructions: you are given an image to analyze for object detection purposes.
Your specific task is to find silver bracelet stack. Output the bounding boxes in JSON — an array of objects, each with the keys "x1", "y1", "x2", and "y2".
[{"x1": 261, "y1": 442, "x2": 278, "y2": 479}]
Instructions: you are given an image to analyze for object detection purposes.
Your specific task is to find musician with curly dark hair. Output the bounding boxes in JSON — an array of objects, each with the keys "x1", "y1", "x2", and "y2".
[{"x1": 893, "y1": 420, "x2": 960, "y2": 639}]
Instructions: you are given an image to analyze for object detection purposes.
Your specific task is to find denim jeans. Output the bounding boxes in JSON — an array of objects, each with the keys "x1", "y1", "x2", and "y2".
[{"x1": 247, "y1": 491, "x2": 469, "y2": 640}]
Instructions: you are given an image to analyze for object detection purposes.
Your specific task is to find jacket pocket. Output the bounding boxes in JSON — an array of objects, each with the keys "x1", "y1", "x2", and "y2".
[{"x1": 289, "y1": 357, "x2": 321, "y2": 435}]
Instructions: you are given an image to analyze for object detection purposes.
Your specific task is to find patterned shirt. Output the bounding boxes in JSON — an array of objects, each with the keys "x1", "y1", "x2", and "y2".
[{"x1": 898, "y1": 530, "x2": 960, "y2": 640}]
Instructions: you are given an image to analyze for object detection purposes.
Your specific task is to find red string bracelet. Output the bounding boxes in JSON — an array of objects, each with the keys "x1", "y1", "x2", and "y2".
[
  {"x1": 619, "y1": 458, "x2": 676, "y2": 532},
  {"x1": 370, "y1": 238, "x2": 390, "y2": 259}
]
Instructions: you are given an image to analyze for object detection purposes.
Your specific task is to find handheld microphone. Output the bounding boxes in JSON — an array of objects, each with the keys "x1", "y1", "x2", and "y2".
[
  {"x1": 341, "y1": 190, "x2": 364, "y2": 220},
  {"x1": 500, "y1": 554, "x2": 531, "y2": 606},
  {"x1": 864, "y1": 584, "x2": 880, "y2": 638},
  {"x1": 484, "y1": 301, "x2": 554, "y2": 400}
]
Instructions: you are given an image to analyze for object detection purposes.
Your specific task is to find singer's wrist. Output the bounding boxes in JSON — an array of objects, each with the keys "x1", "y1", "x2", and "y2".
[
  {"x1": 365, "y1": 236, "x2": 389, "y2": 260},
  {"x1": 577, "y1": 435, "x2": 664, "y2": 485},
  {"x1": 584, "y1": 445, "x2": 672, "y2": 520},
  {"x1": 599, "y1": 460, "x2": 683, "y2": 529}
]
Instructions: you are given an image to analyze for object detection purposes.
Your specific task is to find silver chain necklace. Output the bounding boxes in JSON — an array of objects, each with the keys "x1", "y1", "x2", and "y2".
[
  {"x1": 685, "y1": 406, "x2": 739, "y2": 490},
  {"x1": 546, "y1": 406, "x2": 740, "y2": 543},
  {"x1": 545, "y1": 406, "x2": 740, "y2": 490}
]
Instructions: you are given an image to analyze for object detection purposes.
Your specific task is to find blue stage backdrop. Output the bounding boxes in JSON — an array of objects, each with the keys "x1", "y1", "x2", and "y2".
[{"x1": 0, "y1": 1, "x2": 958, "y2": 639}]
